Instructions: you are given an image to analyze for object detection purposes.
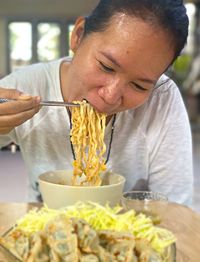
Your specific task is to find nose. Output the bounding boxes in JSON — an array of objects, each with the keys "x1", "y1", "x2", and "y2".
[{"x1": 98, "y1": 82, "x2": 123, "y2": 105}]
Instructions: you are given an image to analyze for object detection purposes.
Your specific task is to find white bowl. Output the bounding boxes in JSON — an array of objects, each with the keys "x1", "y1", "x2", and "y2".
[{"x1": 39, "y1": 170, "x2": 125, "y2": 209}]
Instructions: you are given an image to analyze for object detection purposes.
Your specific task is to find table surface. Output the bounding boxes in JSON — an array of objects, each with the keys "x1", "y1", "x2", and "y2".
[{"x1": 0, "y1": 202, "x2": 200, "y2": 262}]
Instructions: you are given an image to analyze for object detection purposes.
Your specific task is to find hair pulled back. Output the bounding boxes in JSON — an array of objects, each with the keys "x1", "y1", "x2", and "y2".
[{"x1": 84, "y1": 0, "x2": 188, "y2": 60}]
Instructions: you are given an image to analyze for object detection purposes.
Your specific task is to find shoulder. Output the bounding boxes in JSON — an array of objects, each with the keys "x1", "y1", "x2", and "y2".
[
  {"x1": 0, "y1": 58, "x2": 67, "y2": 95},
  {"x1": 0, "y1": 57, "x2": 67, "y2": 85},
  {"x1": 124, "y1": 74, "x2": 188, "y2": 131},
  {"x1": 12, "y1": 58, "x2": 64, "y2": 80},
  {"x1": 148, "y1": 75, "x2": 188, "y2": 123},
  {"x1": 152, "y1": 74, "x2": 180, "y2": 96},
  {"x1": 145, "y1": 74, "x2": 184, "y2": 113}
]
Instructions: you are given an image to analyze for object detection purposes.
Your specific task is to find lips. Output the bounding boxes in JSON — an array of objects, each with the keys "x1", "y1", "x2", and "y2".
[
  {"x1": 84, "y1": 90, "x2": 121, "y2": 114},
  {"x1": 86, "y1": 100, "x2": 118, "y2": 115}
]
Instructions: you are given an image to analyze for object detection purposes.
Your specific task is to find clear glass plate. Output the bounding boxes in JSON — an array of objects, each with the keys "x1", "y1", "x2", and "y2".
[
  {"x1": 0, "y1": 244, "x2": 22, "y2": 262},
  {"x1": 0, "y1": 227, "x2": 22, "y2": 262},
  {"x1": 0, "y1": 227, "x2": 176, "y2": 262}
]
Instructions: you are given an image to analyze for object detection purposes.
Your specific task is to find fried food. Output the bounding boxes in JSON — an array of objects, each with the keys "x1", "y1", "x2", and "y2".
[
  {"x1": 1, "y1": 215, "x2": 165, "y2": 262},
  {"x1": 0, "y1": 202, "x2": 176, "y2": 262}
]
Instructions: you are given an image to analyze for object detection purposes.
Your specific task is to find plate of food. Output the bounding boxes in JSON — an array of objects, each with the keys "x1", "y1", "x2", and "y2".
[{"x1": 0, "y1": 202, "x2": 176, "y2": 262}]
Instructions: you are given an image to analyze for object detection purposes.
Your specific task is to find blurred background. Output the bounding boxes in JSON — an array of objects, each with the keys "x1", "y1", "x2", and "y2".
[{"x1": 0, "y1": 1, "x2": 199, "y2": 210}]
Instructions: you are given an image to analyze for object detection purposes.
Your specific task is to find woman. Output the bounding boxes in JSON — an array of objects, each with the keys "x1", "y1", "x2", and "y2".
[{"x1": 0, "y1": 0, "x2": 193, "y2": 204}]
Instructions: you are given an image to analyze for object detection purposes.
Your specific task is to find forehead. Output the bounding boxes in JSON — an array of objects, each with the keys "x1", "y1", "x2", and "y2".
[{"x1": 89, "y1": 14, "x2": 175, "y2": 78}]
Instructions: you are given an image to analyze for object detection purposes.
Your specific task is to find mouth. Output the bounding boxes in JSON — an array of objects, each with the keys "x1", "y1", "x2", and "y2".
[
  {"x1": 86, "y1": 101, "x2": 117, "y2": 115},
  {"x1": 83, "y1": 98, "x2": 89, "y2": 103},
  {"x1": 83, "y1": 93, "x2": 120, "y2": 115}
]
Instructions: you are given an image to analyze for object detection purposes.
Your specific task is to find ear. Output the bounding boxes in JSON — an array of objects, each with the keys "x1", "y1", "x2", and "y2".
[{"x1": 70, "y1": 17, "x2": 86, "y2": 53}]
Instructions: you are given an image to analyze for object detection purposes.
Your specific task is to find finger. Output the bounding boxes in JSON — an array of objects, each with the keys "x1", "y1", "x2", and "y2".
[
  {"x1": 0, "y1": 87, "x2": 23, "y2": 99},
  {"x1": 0, "y1": 96, "x2": 41, "y2": 115},
  {"x1": 18, "y1": 93, "x2": 33, "y2": 101},
  {"x1": 0, "y1": 106, "x2": 41, "y2": 127}
]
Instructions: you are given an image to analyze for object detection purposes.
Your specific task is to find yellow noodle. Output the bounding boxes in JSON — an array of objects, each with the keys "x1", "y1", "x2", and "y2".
[{"x1": 70, "y1": 101, "x2": 106, "y2": 186}]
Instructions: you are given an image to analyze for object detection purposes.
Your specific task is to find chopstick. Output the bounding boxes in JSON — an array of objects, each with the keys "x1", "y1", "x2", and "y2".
[
  {"x1": 40, "y1": 101, "x2": 80, "y2": 107},
  {"x1": 0, "y1": 98, "x2": 80, "y2": 107}
]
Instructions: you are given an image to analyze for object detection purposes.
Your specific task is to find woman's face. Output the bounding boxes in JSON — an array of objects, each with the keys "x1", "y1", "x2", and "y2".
[{"x1": 62, "y1": 14, "x2": 175, "y2": 115}]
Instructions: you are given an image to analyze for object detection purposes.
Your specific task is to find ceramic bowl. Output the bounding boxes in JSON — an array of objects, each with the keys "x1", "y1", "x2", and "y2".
[{"x1": 38, "y1": 170, "x2": 125, "y2": 209}]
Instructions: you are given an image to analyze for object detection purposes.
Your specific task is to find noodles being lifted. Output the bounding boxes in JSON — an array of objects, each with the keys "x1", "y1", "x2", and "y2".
[{"x1": 70, "y1": 101, "x2": 106, "y2": 186}]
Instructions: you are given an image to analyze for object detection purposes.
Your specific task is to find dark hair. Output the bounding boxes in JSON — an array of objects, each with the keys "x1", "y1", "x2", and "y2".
[{"x1": 84, "y1": 0, "x2": 188, "y2": 61}]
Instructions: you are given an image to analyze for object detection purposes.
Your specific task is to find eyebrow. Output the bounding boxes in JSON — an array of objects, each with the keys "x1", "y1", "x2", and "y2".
[
  {"x1": 100, "y1": 51, "x2": 122, "y2": 68},
  {"x1": 100, "y1": 51, "x2": 157, "y2": 85}
]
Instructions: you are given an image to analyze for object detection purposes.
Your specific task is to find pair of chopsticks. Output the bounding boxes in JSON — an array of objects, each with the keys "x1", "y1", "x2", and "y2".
[{"x1": 0, "y1": 98, "x2": 80, "y2": 107}]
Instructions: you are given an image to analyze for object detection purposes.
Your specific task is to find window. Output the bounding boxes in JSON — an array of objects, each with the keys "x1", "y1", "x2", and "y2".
[
  {"x1": 8, "y1": 22, "x2": 32, "y2": 72},
  {"x1": 37, "y1": 23, "x2": 61, "y2": 62},
  {"x1": 7, "y1": 20, "x2": 74, "y2": 73}
]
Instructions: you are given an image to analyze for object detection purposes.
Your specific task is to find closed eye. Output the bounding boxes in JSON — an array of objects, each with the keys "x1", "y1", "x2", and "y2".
[
  {"x1": 99, "y1": 61, "x2": 114, "y2": 73},
  {"x1": 131, "y1": 82, "x2": 149, "y2": 91}
]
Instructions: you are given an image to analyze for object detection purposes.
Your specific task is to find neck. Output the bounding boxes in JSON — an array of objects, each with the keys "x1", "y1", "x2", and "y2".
[{"x1": 106, "y1": 115, "x2": 114, "y2": 125}]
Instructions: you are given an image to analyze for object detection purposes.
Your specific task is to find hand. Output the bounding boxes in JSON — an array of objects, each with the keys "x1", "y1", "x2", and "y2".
[{"x1": 0, "y1": 87, "x2": 41, "y2": 134}]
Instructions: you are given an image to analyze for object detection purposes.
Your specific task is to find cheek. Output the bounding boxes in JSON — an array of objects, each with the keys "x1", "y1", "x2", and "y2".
[
  {"x1": 80, "y1": 67, "x2": 109, "y2": 89},
  {"x1": 124, "y1": 90, "x2": 151, "y2": 109}
]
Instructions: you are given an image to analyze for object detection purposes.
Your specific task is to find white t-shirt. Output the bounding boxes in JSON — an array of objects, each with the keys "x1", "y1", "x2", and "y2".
[{"x1": 0, "y1": 58, "x2": 193, "y2": 205}]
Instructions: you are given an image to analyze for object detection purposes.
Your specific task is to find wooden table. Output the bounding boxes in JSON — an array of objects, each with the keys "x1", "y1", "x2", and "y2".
[{"x1": 0, "y1": 202, "x2": 200, "y2": 261}]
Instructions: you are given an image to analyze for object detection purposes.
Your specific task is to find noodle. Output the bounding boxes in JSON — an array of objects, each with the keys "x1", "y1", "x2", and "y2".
[{"x1": 70, "y1": 101, "x2": 107, "y2": 186}]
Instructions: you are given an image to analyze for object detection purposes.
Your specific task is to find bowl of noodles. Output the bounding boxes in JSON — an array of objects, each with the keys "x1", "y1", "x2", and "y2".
[
  {"x1": 39, "y1": 170, "x2": 125, "y2": 209},
  {"x1": 38, "y1": 101, "x2": 125, "y2": 208}
]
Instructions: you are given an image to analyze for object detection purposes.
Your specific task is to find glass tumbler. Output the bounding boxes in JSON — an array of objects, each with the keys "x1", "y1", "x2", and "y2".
[{"x1": 121, "y1": 191, "x2": 168, "y2": 224}]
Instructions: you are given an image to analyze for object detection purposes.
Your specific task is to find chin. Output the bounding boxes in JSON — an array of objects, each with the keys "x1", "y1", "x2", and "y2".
[
  {"x1": 96, "y1": 107, "x2": 118, "y2": 116},
  {"x1": 89, "y1": 104, "x2": 109, "y2": 114}
]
